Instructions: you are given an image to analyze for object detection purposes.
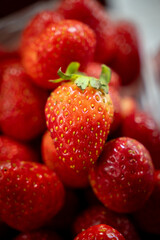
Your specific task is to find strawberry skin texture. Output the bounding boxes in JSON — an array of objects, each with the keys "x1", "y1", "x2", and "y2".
[
  {"x1": 45, "y1": 82, "x2": 114, "y2": 173},
  {"x1": 0, "y1": 160, "x2": 65, "y2": 231},
  {"x1": 133, "y1": 170, "x2": 160, "y2": 235},
  {"x1": 20, "y1": 10, "x2": 64, "y2": 53},
  {"x1": 0, "y1": 135, "x2": 38, "y2": 162},
  {"x1": 57, "y1": 0, "x2": 116, "y2": 63},
  {"x1": 0, "y1": 62, "x2": 48, "y2": 141},
  {"x1": 73, "y1": 205, "x2": 140, "y2": 240},
  {"x1": 22, "y1": 20, "x2": 96, "y2": 89},
  {"x1": 122, "y1": 110, "x2": 160, "y2": 169},
  {"x1": 89, "y1": 137, "x2": 154, "y2": 213},
  {"x1": 41, "y1": 130, "x2": 89, "y2": 188},
  {"x1": 74, "y1": 224, "x2": 125, "y2": 240},
  {"x1": 14, "y1": 230, "x2": 62, "y2": 240}
]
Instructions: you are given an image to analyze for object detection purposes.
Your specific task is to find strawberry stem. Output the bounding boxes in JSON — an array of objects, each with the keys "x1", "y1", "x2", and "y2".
[{"x1": 49, "y1": 62, "x2": 111, "y2": 94}]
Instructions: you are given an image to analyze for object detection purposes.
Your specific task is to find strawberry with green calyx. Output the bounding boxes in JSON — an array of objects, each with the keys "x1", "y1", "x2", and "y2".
[
  {"x1": 51, "y1": 62, "x2": 111, "y2": 94},
  {"x1": 45, "y1": 62, "x2": 114, "y2": 187}
]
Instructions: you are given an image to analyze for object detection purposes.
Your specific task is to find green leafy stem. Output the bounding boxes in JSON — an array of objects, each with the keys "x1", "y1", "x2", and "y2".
[{"x1": 49, "y1": 62, "x2": 111, "y2": 94}]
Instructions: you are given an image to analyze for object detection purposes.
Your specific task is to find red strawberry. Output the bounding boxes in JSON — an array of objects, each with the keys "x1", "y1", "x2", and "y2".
[
  {"x1": 45, "y1": 63, "x2": 114, "y2": 187},
  {"x1": 20, "y1": 10, "x2": 64, "y2": 53},
  {"x1": 74, "y1": 224, "x2": 125, "y2": 240},
  {"x1": 84, "y1": 62, "x2": 121, "y2": 90},
  {"x1": 41, "y1": 131, "x2": 89, "y2": 188},
  {"x1": 122, "y1": 110, "x2": 160, "y2": 169},
  {"x1": 22, "y1": 19, "x2": 96, "y2": 89},
  {"x1": 73, "y1": 205, "x2": 140, "y2": 240},
  {"x1": 89, "y1": 137, "x2": 154, "y2": 213},
  {"x1": 0, "y1": 62, "x2": 48, "y2": 141},
  {"x1": 14, "y1": 230, "x2": 62, "y2": 240},
  {"x1": 109, "y1": 20, "x2": 141, "y2": 85},
  {"x1": 0, "y1": 135, "x2": 38, "y2": 162},
  {"x1": 57, "y1": 0, "x2": 116, "y2": 63},
  {"x1": 0, "y1": 159, "x2": 65, "y2": 231},
  {"x1": 133, "y1": 170, "x2": 160, "y2": 235}
]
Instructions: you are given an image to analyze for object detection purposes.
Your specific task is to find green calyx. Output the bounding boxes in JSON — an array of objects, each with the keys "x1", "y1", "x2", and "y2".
[{"x1": 50, "y1": 62, "x2": 111, "y2": 94}]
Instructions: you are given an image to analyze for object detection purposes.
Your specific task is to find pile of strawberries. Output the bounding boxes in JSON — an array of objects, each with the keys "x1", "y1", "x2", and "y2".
[{"x1": 0, "y1": 0, "x2": 160, "y2": 239}]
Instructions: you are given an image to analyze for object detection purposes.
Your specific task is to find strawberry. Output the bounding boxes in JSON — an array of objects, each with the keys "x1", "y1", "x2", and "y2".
[
  {"x1": 0, "y1": 135, "x2": 38, "y2": 162},
  {"x1": 57, "y1": 0, "x2": 116, "y2": 63},
  {"x1": 20, "y1": 10, "x2": 64, "y2": 53},
  {"x1": 45, "y1": 63, "x2": 114, "y2": 186},
  {"x1": 133, "y1": 170, "x2": 160, "y2": 235},
  {"x1": 73, "y1": 204, "x2": 140, "y2": 240},
  {"x1": 109, "y1": 20, "x2": 141, "y2": 85},
  {"x1": 14, "y1": 230, "x2": 62, "y2": 240},
  {"x1": 41, "y1": 130, "x2": 89, "y2": 188},
  {"x1": 89, "y1": 137, "x2": 154, "y2": 213},
  {"x1": 84, "y1": 62, "x2": 121, "y2": 90},
  {"x1": 22, "y1": 19, "x2": 96, "y2": 89},
  {"x1": 0, "y1": 159, "x2": 65, "y2": 231},
  {"x1": 0, "y1": 62, "x2": 48, "y2": 141},
  {"x1": 122, "y1": 110, "x2": 160, "y2": 169},
  {"x1": 74, "y1": 224, "x2": 125, "y2": 240}
]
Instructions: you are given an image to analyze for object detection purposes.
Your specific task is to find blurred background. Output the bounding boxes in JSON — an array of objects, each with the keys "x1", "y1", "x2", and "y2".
[{"x1": 0, "y1": 0, "x2": 160, "y2": 124}]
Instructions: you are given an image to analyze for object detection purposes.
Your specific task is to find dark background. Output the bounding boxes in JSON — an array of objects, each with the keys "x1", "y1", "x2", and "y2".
[{"x1": 0, "y1": 0, "x2": 106, "y2": 18}]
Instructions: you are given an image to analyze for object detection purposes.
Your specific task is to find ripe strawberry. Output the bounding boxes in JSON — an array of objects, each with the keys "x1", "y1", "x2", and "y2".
[
  {"x1": 133, "y1": 170, "x2": 160, "y2": 235},
  {"x1": 0, "y1": 62, "x2": 48, "y2": 141},
  {"x1": 45, "y1": 63, "x2": 114, "y2": 185},
  {"x1": 41, "y1": 131, "x2": 89, "y2": 188},
  {"x1": 73, "y1": 204, "x2": 140, "y2": 240},
  {"x1": 0, "y1": 159, "x2": 65, "y2": 231},
  {"x1": 22, "y1": 19, "x2": 96, "y2": 89},
  {"x1": 74, "y1": 224, "x2": 125, "y2": 240},
  {"x1": 122, "y1": 110, "x2": 160, "y2": 169},
  {"x1": 57, "y1": 0, "x2": 116, "y2": 63},
  {"x1": 20, "y1": 10, "x2": 64, "y2": 53},
  {"x1": 0, "y1": 135, "x2": 38, "y2": 162},
  {"x1": 109, "y1": 20, "x2": 141, "y2": 85},
  {"x1": 89, "y1": 137, "x2": 154, "y2": 213},
  {"x1": 14, "y1": 230, "x2": 62, "y2": 240},
  {"x1": 84, "y1": 62, "x2": 121, "y2": 90}
]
